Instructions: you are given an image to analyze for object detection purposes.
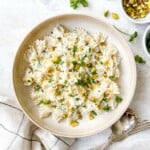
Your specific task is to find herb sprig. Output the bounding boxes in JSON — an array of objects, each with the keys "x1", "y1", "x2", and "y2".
[
  {"x1": 113, "y1": 25, "x2": 138, "y2": 42},
  {"x1": 70, "y1": 0, "x2": 88, "y2": 9}
]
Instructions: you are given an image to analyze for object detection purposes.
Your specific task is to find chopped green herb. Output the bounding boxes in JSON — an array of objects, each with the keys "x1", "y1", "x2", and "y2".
[
  {"x1": 88, "y1": 48, "x2": 92, "y2": 52},
  {"x1": 102, "y1": 97, "x2": 107, "y2": 102},
  {"x1": 67, "y1": 47, "x2": 71, "y2": 51},
  {"x1": 91, "y1": 110, "x2": 97, "y2": 116},
  {"x1": 76, "y1": 98, "x2": 80, "y2": 101},
  {"x1": 81, "y1": 103, "x2": 87, "y2": 108},
  {"x1": 34, "y1": 85, "x2": 41, "y2": 91},
  {"x1": 27, "y1": 79, "x2": 32, "y2": 82},
  {"x1": 72, "y1": 61, "x2": 78, "y2": 66},
  {"x1": 60, "y1": 60, "x2": 64, "y2": 64},
  {"x1": 92, "y1": 70, "x2": 97, "y2": 75},
  {"x1": 73, "y1": 45, "x2": 78, "y2": 56},
  {"x1": 76, "y1": 79, "x2": 86, "y2": 87},
  {"x1": 100, "y1": 61, "x2": 103, "y2": 65},
  {"x1": 64, "y1": 80, "x2": 67, "y2": 84},
  {"x1": 135, "y1": 55, "x2": 146, "y2": 64},
  {"x1": 69, "y1": 94, "x2": 75, "y2": 97},
  {"x1": 42, "y1": 99, "x2": 50, "y2": 105},
  {"x1": 80, "y1": 55, "x2": 87, "y2": 66},
  {"x1": 70, "y1": 0, "x2": 89, "y2": 9},
  {"x1": 109, "y1": 75, "x2": 116, "y2": 80},
  {"x1": 86, "y1": 75, "x2": 92, "y2": 84},
  {"x1": 103, "y1": 105, "x2": 111, "y2": 111},
  {"x1": 115, "y1": 96, "x2": 123, "y2": 104}
]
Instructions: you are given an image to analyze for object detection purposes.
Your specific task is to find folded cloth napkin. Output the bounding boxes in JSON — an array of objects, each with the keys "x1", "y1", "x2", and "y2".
[{"x1": 0, "y1": 96, "x2": 75, "y2": 150}]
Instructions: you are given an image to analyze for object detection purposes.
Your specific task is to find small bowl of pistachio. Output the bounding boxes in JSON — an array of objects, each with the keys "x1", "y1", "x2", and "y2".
[
  {"x1": 121, "y1": 0, "x2": 150, "y2": 24},
  {"x1": 143, "y1": 25, "x2": 150, "y2": 57}
]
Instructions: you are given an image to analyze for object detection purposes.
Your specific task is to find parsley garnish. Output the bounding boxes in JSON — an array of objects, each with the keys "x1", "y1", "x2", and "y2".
[
  {"x1": 102, "y1": 97, "x2": 107, "y2": 102},
  {"x1": 80, "y1": 54, "x2": 87, "y2": 66},
  {"x1": 115, "y1": 96, "x2": 123, "y2": 104},
  {"x1": 76, "y1": 98, "x2": 80, "y2": 101},
  {"x1": 91, "y1": 110, "x2": 97, "y2": 116},
  {"x1": 76, "y1": 79, "x2": 86, "y2": 87},
  {"x1": 109, "y1": 75, "x2": 116, "y2": 80},
  {"x1": 72, "y1": 60, "x2": 78, "y2": 66},
  {"x1": 73, "y1": 45, "x2": 77, "y2": 56},
  {"x1": 34, "y1": 85, "x2": 41, "y2": 91},
  {"x1": 135, "y1": 55, "x2": 146, "y2": 64},
  {"x1": 69, "y1": 94, "x2": 75, "y2": 97},
  {"x1": 70, "y1": 0, "x2": 89, "y2": 9},
  {"x1": 103, "y1": 105, "x2": 111, "y2": 112}
]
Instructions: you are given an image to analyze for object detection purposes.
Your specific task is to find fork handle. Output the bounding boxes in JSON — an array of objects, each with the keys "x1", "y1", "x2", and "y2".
[{"x1": 95, "y1": 136, "x2": 112, "y2": 150}]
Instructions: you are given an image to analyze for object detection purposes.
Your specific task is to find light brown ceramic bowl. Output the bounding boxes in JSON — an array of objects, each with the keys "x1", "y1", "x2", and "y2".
[{"x1": 13, "y1": 14, "x2": 137, "y2": 138}]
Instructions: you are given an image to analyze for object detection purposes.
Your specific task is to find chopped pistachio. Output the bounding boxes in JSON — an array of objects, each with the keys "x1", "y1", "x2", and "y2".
[
  {"x1": 52, "y1": 56, "x2": 61, "y2": 64},
  {"x1": 112, "y1": 13, "x2": 119, "y2": 20},
  {"x1": 104, "y1": 10, "x2": 109, "y2": 17},
  {"x1": 42, "y1": 99, "x2": 50, "y2": 105},
  {"x1": 70, "y1": 120, "x2": 79, "y2": 127}
]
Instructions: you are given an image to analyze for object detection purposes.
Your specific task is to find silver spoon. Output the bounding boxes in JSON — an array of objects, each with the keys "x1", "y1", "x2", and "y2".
[{"x1": 95, "y1": 108, "x2": 138, "y2": 150}]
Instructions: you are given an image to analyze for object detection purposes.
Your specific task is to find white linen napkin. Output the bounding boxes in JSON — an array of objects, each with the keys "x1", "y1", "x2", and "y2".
[{"x1": 0, "y1": 96, "x2": 75, "y2": 150}]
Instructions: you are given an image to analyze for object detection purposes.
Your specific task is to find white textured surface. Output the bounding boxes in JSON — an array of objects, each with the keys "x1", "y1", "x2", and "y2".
[{"x1": 0, "y1": 0, "x2": 150, "y2": 149}]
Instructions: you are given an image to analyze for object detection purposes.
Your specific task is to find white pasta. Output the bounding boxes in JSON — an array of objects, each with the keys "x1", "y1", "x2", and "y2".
[{"x1": 23, "y1": 25, "x2": 122, "y2": 127}]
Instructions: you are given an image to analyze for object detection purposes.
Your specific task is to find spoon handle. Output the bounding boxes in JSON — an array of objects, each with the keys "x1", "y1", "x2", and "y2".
[{"x1": 95, "y1": 135, "x2": 112, "y2": 150}]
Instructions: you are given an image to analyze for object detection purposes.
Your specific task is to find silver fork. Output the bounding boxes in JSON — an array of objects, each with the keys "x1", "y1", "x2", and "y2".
[
  {"x1": 95, "y1": 109, "x2": 150, "y2": 150},
  {"x1": 129, "y1": 120, "x2": 150, "y2": 136},
  {"x1": 99, "y1": 120, "x2": 150, "y2": 150}
]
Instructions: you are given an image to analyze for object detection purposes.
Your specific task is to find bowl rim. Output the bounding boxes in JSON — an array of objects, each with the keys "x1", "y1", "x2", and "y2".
[
  {"x1": 143, "y1": 25, "x2": 150, "y2": 58},
  {"x1": 120, "y1": 0, "x2": 150, "y2": 24},
  {"x1": 13, "y1": 13, "x2": 137, "y2": 138}
]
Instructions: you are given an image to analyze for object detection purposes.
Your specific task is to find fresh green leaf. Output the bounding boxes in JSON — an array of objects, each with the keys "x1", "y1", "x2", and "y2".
[
  {"x1": 103, "y1": 105, "x2": 111, "y2": 112},
  {"x1": 64, "y1": 80, "x2": 67, "y2": 84},
  {"x1": 129, "y1": 31, "x2": 138, "y2": 42},
  {"x1": 91, "y1": 110, "x2": 97, "y2": 116},
  {"x1": 69, "y1": 94, "x2": 75, "y2": 97},
  {"x1": 80, "y1": 0, "x2": 88, "y2": 7},
  {"x1": 76, "y1": 79, "x2": 86, "y2": 87},
  {"x1": 72, "y1": 60, "x2": 78, "y2": 66},
  {"x1": 102, "y1": 97, "x2": 107, "y2": 102},
  {"x1": 76, "y1": 98, "x2": 80, "y2": 101},
  {"x1": 88, "y1": 48, "x2": 92, "y2": 52},
  {"x1": 70, "y1": 0, "x2": 88, "y2": 9},
  {"x1": 109, "y1": 75, "x2": 116, "y2": 80},
  {"x1": 135, "y1": 55, "x2": 146, "y2": 64},
  {"x1": 34, "y1": 85, "x2": 41, "y2": 91},
  {"x1": 80, "y1": 54, "x2": 87, "y2": 66},
  {"x1": 115, "y1": 96, "x2": 123, "y2": 104},
  {"x1": 73, "y1": 45, "x2": 78, "y2": 56}
]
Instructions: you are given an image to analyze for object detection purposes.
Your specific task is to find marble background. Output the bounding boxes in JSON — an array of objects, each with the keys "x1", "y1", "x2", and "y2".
[{"x1": 0, "y1": 0, "x2": 150, "y2": 149}]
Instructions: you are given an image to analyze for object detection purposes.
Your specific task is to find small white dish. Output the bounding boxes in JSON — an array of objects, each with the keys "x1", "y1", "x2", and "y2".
[
  {"x1": 120, "y1": 0, "x2": 150, "y2": 24},
  {"x1": 143, "y1": 25, "x2": 150, "y2": 58}
]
